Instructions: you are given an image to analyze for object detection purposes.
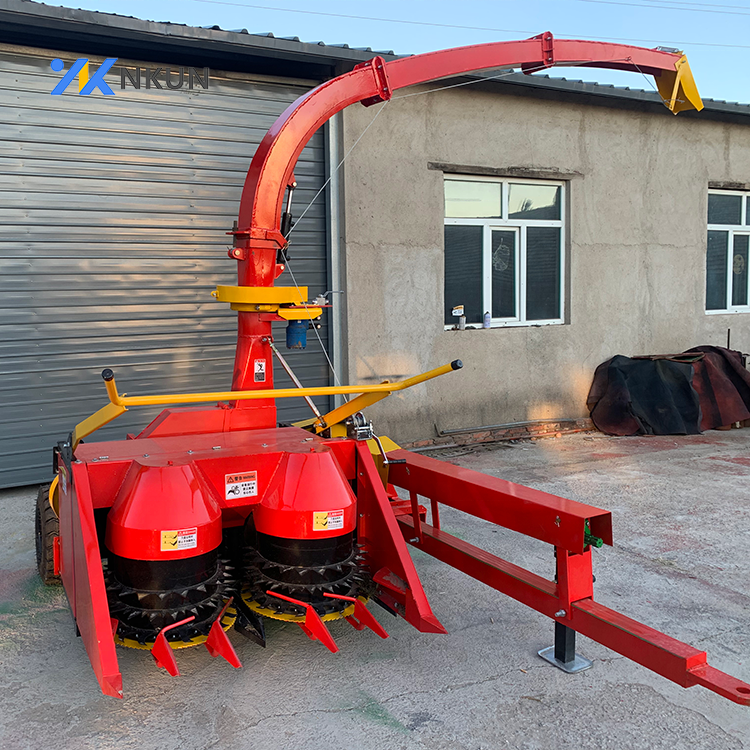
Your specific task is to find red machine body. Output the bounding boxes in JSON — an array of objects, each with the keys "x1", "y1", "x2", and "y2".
[
  {"x1": 56, "y1": 416, "x2": 445, "y2": 697},
  {"x1": 45, "y1": 33, "x2": 749, "y2": 707}
]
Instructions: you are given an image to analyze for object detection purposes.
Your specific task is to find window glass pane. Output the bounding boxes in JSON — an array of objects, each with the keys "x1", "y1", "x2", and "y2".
[
  {"x1": 706, "y1": 231, "x2": 728, "y2": 310},
  {"x1": 708, "y1": 193, "x2": 741, "y2": 225},
  {"x1": 747, "y1": 196, "x2": 750, "y2": 225},
  {"x1": 444, "y1": 225, "x2": 484, "y2": 325},
  {"x1": 444, "y1": 181, "x2": 501, "y2": 218},
  {"x1": 732, "y1": 235, "x2": 749, "y2": 307},
  {"x1": 526, "y1": 227, "x2": 561, "y2": 320},
  {"x1": 491, "y1": 230, "x2": 516, "y2": 318},
  {"x1": 508, "y1": 184, "x2": 560, "y2": 220}
]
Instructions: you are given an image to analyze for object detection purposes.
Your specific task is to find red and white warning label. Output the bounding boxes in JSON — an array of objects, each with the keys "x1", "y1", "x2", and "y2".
[
  {"x1": 313, "y1": 509, "x2": 344, "y2": 531},
  {"x1": 254, "y1": 358, "x2": 266, "y2": 383},
  {"x1": 161, "y1": 527, "x2": 198, "y2": 552},
  {"x1": 225, "y1": 471, "x2": 258, "y2": 500}
]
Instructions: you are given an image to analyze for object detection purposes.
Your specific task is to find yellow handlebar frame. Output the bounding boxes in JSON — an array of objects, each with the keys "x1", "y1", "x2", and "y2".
[
  {"x1": 103, "y1": 361, "x2": 459, "y2": 407},
  {"x1": 71, "y1": 361, "x2": 463, "y2": 448}
]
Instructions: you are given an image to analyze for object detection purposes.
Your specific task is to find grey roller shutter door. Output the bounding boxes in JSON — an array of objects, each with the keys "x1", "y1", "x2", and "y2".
[{"x1": 0, "y1": 47, "x2": 333, "y2": 488}]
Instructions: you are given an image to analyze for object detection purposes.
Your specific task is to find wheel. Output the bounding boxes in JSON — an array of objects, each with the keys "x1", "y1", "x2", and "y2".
[{"x1": 35, "y1": 484, "x2": 60, "y2": 585}]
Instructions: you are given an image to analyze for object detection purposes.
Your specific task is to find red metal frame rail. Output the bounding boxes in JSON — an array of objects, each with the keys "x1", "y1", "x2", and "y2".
[{"x1": 386, "y1": 449, "x2": 750, "y2": 706}]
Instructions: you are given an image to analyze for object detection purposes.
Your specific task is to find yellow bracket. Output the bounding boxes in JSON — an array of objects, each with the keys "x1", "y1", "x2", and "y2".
[
  {"x1": 656, "y1": 55, "x2": 703, "y2": 114},
  {"x1": 306, "y1": 361, "x2": 463, "y2": 434},
  {"x1": 71, "y1": 361, "x2": 463, "y2": 446},
  {"x1": 72, "y1": 401, "x2": 127, "y2": 450},
  {"x1": 49, "y1": 475, "x2": 60, "y2": 516},
  {"x1": 368, "y1": 435, "x2": 401, "y2": 454},
  {"x1": 277, "y1": 306, "x2": 323, "y2": 320},
  {"x1": 211, "y1": 286, "x2": 321, "y2": 319},
  {"x1": 310, "y1": 390, "x2": 390, "y2": 434},
  {"x1": 213, "y1": 286, "x2": 308, "y2": 305}
]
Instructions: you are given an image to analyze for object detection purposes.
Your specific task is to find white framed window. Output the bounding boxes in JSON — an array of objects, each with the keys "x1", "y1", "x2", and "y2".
[
  {"x1": 706, "y1": 189, "x2": 750, "y2": 313},
  {"x1": 443, "y1": 175, "x2": 565, "y2": 328}
]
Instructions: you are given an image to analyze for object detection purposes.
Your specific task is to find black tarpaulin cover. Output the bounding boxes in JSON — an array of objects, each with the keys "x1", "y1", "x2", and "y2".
[{"x1": 587, "y1": 346, "x2": 750, "y2": 436}]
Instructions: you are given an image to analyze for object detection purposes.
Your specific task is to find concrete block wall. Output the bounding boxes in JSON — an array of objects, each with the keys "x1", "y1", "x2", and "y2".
[{"x1": 339, "y1": 84, "x2": 750, "y2": 444}]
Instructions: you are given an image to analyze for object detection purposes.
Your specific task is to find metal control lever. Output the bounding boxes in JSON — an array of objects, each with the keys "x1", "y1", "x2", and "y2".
[{"x1": 371, "y1": 433, "x2": 405, "y2": 466}]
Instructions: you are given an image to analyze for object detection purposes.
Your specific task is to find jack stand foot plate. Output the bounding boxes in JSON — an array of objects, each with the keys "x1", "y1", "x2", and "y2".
[{"x1": 537, "y1": 646, "x2": 593, "y2": 674}]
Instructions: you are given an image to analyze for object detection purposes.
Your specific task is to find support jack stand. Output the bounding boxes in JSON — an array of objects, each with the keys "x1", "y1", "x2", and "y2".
[{"x1": 538, "y1": 622, "x2": 593, "y2": 674}]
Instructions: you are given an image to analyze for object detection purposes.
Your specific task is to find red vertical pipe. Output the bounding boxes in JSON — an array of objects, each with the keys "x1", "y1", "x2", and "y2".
[
  {"x1": 231, "y1": 311, "x2": 276, "y2": 424},
  {"x1": 230, "y1": 236, "x2": 278, "y2": 427},
  {"x1": 237, "y1": 245, "x2": 278, "y2": 288}
]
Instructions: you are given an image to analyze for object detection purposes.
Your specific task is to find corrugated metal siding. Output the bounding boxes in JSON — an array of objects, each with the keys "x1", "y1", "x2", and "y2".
[{"x1": 0, "y1": 47, "x2": 333, "y2": 488}]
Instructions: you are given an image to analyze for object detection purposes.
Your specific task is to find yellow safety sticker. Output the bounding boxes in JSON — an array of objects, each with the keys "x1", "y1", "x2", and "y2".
[
  {"x1": 313, "y1": 510, "x2": 344, "y2": 531},
  {"x1": 161, "y1": 527, "x2": 198, "y2": 551}
]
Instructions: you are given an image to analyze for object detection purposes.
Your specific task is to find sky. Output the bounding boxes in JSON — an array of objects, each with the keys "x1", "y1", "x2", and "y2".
[{"x1": 46, "y1": 0, "x2": 750, "y2": 104}]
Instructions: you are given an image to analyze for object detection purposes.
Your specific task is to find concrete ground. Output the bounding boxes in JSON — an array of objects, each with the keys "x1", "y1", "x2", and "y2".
[{"x1": 1, "y1": 430, "x2": 749, "y2": 750}]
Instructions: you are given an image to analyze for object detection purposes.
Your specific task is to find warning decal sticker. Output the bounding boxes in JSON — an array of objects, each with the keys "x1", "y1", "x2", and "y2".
[
  {"x1": 225, "y1": 471, "x2": 258, "y2": 500},
  {"x1": 313, "y1": 510, "x2": 344, "y2": 531},
  {"x1": 254, "y1": 359, "x2": 266, "y2": 383},
  {"x1": 161, "y1": 527, "x2": 198, "y2": 552}
]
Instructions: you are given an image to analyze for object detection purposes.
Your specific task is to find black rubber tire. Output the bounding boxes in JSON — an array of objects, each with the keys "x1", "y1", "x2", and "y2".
[{"x1": 35, "y1": 484, "x2": 60, "y2": 585}]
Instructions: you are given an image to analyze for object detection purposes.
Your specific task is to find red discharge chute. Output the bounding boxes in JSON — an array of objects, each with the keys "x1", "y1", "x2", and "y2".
[{"x1": 232, "y1": 32, "x2": 703, "y2": 278}]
